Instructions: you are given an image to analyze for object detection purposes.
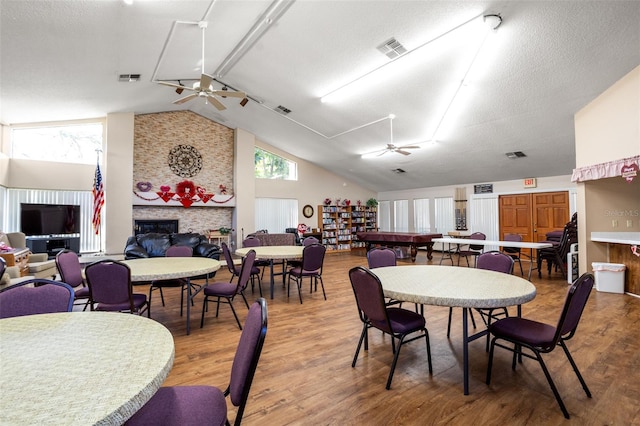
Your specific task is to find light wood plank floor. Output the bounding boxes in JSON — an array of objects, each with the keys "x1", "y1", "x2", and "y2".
[{"x1": 143, "y1": 250, "x2": 640, "y2": 425}]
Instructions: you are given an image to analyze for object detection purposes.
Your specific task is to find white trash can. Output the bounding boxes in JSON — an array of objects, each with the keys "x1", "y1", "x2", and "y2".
[{"x1": 591, "y1": 262, "x2": 626, "y2": 294}]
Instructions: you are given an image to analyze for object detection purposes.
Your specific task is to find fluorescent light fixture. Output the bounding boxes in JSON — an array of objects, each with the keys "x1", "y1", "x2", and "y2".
[{"x1": 123, "y1": 0, "x2": 133, "y2": 5}]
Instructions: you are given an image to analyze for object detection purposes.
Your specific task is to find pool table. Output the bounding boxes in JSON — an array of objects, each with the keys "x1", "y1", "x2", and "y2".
[{"x1": 355, "y1": 231, "x2": 443, "y2": 262}]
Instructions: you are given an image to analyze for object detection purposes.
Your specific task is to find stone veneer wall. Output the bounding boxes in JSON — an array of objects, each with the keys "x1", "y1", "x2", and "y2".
[{"x1": 132, "y1": 111, "x2": 234, "y2": 234}]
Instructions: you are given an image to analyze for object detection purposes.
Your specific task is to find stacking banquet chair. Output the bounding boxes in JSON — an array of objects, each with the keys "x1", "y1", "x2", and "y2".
[
  {"x1": 286, "y1": 243, "x2": 326, "y2": 304},
  {"x1": 241, "y1": 236, "x2": 269, "y2": 296},
  {"x1": 502, "y1": 233, "x2": 524, "y2": 276},
  {"x1": 201, "y1": 249, "x2": 256, "y2": 330},
  {"x1": 222, "y1": 242, "x2": 262, "y2": 294},
  {"x1": 446, "y1": 251, "x2": 514, "y2": 344},
  {"x1": 286, "y1": 236, "x2": 319, "y2": 269},
  {"x1": 537, "y1": 221, "x2": 578, "y2": 278},
  {"x1": 367, "y1": 247, "x2": 408, "y2": 309},
  {"x1": 84, "y1": 260, "x2": 149, "y2": 316},
  {"x1": 126, "y1": 298, "x2": 268, "y2": 426},
  {"x1": 486, "y1": 273, "x2": 594, "y2": 419},
  {"x1": 349, "y1": 266, "x2": 432, "y2": 389},
  {"x1": 0, "y1": 278, "x2": 74, "y2": 318},
  {"x1": 55, "y1": 249, "x2": 91, "y2": 311},
  {"x1": 457, "y1": 232, "x2": 486, "y2": 267},
  {"x1": 148, "y1": 245, "x2": 193, "y2": 317}
]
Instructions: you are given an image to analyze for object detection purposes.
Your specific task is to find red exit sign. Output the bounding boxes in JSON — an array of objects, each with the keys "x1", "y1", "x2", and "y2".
[{"x1": 523, "y1": 178, "x2": 537, "y2": 188}]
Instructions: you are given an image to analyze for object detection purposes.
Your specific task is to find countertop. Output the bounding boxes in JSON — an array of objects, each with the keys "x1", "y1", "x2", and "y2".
[{"x1": 591, "y1": 232, "x2": 640, "y2": 245}]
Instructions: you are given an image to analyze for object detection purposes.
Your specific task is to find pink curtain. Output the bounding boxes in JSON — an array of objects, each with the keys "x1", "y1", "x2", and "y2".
[{"x1": 571, "y1": 155, "x2": 639, "y2": 182}]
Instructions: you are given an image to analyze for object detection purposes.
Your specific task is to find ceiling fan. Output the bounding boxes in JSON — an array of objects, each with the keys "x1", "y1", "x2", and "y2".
[
  {"x1": 362, "y1": 115, "x2": 420, "y2": 158},
  {"x1": 157, "y1": 21, "x2": 245, "y2": 111}
]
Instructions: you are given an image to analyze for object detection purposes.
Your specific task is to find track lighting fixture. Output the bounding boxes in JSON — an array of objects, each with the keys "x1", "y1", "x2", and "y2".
[{"x1": 240, "y1": 98, "x2": 249, "y2": 107}]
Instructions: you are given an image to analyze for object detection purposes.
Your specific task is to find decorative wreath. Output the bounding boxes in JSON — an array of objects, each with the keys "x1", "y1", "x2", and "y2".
[
  {"x1": 176, "y1": 180, "x2": 196, "y2": 194},
  {"x1": 136, "y1": 181, "x2": 152, "y2": 192},
  {"x1": 168, "y1": 144, "x2": 203, "y2": 178}
]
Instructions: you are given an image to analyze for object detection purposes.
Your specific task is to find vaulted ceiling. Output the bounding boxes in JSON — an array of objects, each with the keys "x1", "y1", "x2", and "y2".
[{"x1": 1, "y1": 0, "x2": 639, "y2": 191}]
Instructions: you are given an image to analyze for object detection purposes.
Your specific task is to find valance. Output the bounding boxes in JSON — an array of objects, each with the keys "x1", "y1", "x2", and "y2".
[{"x1": 571, "y1": 155, "x2": 639, "y2": 183}]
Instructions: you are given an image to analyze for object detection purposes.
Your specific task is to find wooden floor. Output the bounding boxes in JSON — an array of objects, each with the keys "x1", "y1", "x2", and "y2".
[{"x1": 144, "y1": 250, "x2": 640, "y2": 425}]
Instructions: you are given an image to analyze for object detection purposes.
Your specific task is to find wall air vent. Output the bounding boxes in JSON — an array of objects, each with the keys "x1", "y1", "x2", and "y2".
[
  {"x1": 118, "y1": 74, "x2": 141, "y2": 82},
  {"x1": 377, "y1": 38, "x2": 407, "y2": 59},
  {"x1": 275, "y1": 105, "x2": 292, "y2": 115},
  {"x1": 392, "y1": 168, "x2": 406, "y2": 174},
  {"x1": 505, "y1": 151, "x2": 527, "y2": 159}
]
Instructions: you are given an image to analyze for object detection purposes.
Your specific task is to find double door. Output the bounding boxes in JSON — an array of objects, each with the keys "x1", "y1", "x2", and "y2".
[{"x1": 499, "y1": 191, "x2": 569, "y2": 242}]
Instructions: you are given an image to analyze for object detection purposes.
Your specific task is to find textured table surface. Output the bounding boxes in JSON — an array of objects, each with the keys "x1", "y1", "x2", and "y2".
[
  {"x1": 372, "y1": 265, "x2": 536, "y2": 308},
  {"x1": 235, "y1": 245, "x2": 303, "y2": 260},
  {"x1": 0, "y1": 312, "x2": 175, "y2": 425},
  {"x1": 123, "y1": 257, "x2": 220, "y2": 281}
]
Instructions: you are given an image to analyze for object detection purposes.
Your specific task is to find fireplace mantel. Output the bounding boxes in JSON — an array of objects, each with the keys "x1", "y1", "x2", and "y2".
[{"x1": 132, "y1": 191, "x2": 236, "y2": 207}]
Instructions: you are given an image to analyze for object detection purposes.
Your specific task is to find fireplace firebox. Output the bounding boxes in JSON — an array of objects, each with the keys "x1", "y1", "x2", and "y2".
[{"x1": 134, "y1": 219, "x2": 179, "y2": 235}]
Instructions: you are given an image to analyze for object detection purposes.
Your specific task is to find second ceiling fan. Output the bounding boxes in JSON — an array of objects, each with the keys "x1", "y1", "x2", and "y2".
[{"x1": 158, "y1": 21, "x2": 245, "y2": 111}]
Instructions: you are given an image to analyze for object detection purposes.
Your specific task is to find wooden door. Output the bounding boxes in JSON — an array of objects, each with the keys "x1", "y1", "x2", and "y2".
[
  {"x1": 532, "y1": 192, "x2": 570, "y2": 242},
  {"x1": 499, "y1": 194, "x2": 533, "y2": 241}
]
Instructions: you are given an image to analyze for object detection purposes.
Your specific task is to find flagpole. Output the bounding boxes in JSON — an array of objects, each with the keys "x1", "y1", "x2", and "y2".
[{"x1": 95, "y1": 149, "x2": 104, "y2": 255}]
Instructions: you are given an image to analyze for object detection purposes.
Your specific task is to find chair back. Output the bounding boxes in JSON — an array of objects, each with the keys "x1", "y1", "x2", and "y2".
[
  {"x1": 0, "y1": 257, "x2": 6, "y2": 277},
  {"x1": 468, "y1": 232, "x2": 486, "y2": 250},
  {"x1": 349, "y1": 266, "x2": 392, "y2": 334},
  {"x1": 228, "y1": 298, "x2": 268, "y2": 423},
  {"x1": 84, "y1": 260, "x2": 134, "y2": 309},
  {"x1": 302, "y1": 236, "x2": 319, "y2": 246},
  {"x1": 367, "y1": 248, "x2": 397, "y2": 269},
  {"x1": 503, "y1": 233, "x2": 522, "y2": 254},
  {"x1": 301, "y1": 244, "x2": 326, "y2": 273},
  {"x1": 55, "y1": 249, "x2": 84, "y2": 288},
  {"x1": 165, "y1": 245, "x2": 193, "y2": 257},
  {"x1": 235, "y1": 250, "x2": 257, "y2": 294},
  {"x1": 557, "y1": 223, "x2": 578, "y2": 259},
  {"x1": 242, "y1": 236, "x2": 261, "y2": 248},
  {"x1": 553, "y1": 273, "x2": 594, "y2": 347},
  {"x1": 221, "y1": 242, "x2": 239, "y2": 276},
  {"x1": 0, "y1": 279, "x2": 74, "y2": 318},
  {"x1": 477, "y1": 251, "x2": 514, "y2": 274}
]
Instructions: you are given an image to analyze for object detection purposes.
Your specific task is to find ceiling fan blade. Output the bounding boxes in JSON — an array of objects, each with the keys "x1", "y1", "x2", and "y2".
[
  {"x1": 395, "y1": 149, "x2": 411, "y2": 155},
  {"x1": 211, "y1": 90, "x2": 246, "y2": 99},
  {"x1": 207, "y1": 96, "x2": 227, "y2": 111},
  {"x1": 200, "y1": 73, "x2": 213, "y2": 91},
  {"x1": 173, "y1": 93, "x2": 198, "y2": 105},
  {"x1": 398, "y1": 145, "x2": 420, "y2": 150},
  {"x1": 158, "y1": 81, "x2": 194, "y2": 91}
]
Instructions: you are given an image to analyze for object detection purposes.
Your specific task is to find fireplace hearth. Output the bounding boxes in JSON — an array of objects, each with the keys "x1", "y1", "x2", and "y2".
[{"x1": 134, "y1": 219, "x2": 179, "y2": 235}]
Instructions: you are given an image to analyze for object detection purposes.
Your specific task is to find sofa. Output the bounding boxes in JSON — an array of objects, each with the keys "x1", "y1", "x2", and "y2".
[
  {"x1": 124, "y1": 232, "x2": 221, "y2": 260},
  {"x1": 0, "y1": 232, "x2": 58, "y2": 285}
]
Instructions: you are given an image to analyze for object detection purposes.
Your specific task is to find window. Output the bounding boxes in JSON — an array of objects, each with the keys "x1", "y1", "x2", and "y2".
[
  {"x1": 378, "y1": 201, "x2": 391, "y2": 231},
  {"x1": 254, "y1": 147, "x2": 297, "y2": 180},
  {"x1": 255, "y1": 198, "x2": 298, "y2": 233},
  {"x1": 11, "y1": 122, "x2": 103, "y2": 164},
  {"x1": 394, "y1": 200, "x2": 408, "y2": 232},
  {"x1": 414, "y1": 198, "x2": 431, "y2": 232}
]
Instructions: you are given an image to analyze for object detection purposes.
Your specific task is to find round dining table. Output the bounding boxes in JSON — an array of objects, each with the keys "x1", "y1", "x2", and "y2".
[
  {"x1": 371, "y1": 265, "x2": 536, "y2": 395},
  {"x1": 0, "y1": 311, "x2": 175, "y2": 425},
  {"x1": 123, "y1": 257, "x2": 220, "y2": 335},
  {"x1": 235, "y1": 246, "x2": 303, "y2": 299}
]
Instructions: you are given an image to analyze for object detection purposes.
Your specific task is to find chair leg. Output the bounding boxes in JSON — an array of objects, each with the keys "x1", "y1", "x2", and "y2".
[
  {"x1": 486, "y1": 336, "x2": 497, "y2": 384},
  {"x1": 534, "y1": 350, "x2": 571, "y2": 419},
  {"x1": 227, "y1": 297, "x2": 243, "y2": 330},
  {"x1": 559, "y1": 340, "x2": 592, "y2": 398},
  {"x1": 386, "y1": 334, "x2": 407, "y2": 390},
  {"x1": 318, "y1": 276, "x2": 327, "y2": 300},
  {"x1": 200, "y1": 296, "x2": 208, "y2": 328},
  {"x1": 352, "y1": 324, "x2": 368, "y2": 367},
  {"x1": 159, "y1": 287, "x2": 166, "y2": 306}
]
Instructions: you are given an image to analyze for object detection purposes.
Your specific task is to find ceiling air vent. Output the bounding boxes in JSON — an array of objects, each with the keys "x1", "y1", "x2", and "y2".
[
  {"x1": 118, "y1": 74, "x2": 141, "y2": 82},
  {"x1": 505, "y1": 151, "x2": 527, "y2": 159},
  {"x1": 392, "y1": 168, "x2": 406, "y2": 174},
  {"x1": 377, "y1": 37, "x2": 407, "y2": 59},
  {"x1": 275, "y1": 105, "x2": 292, "y2": 115}
]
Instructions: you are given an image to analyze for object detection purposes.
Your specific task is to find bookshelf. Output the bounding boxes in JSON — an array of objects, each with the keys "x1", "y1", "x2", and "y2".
[{"x1": 318, "y1": 205, "x2": 377, "y2": 252}]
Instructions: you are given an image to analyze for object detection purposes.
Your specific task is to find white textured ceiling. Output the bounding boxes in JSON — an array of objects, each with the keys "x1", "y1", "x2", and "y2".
[{"x1": 1, "y1": 0, "x2": 639, "y2": 191}]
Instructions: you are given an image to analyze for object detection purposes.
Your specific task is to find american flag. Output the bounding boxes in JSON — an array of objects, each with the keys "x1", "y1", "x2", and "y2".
[{"x1": 92, "y1": 163, "x2": 105, "y2": 234}]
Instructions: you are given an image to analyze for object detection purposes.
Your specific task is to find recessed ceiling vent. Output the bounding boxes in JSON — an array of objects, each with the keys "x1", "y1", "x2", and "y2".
[
  {"x1": 118, "y1": 74, "x2": 141, "y2": 82},
  {"x1": 505, "y1": 151, "x2": 527, "y2": 159},
  {"x1": 392, "y1": 168, "x2": 406, "y2": 174},
  {"x1": 275, "y1": 105, "x2": 292, "y2": 115},
  {"x1": 377, "y1": 38, "x2": 407, "y2": 59}
]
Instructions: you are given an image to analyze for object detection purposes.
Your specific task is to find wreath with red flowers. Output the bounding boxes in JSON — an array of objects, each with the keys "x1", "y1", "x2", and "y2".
[{"x1": 176, "y1": 180, "x2": 196, "y2": 195}]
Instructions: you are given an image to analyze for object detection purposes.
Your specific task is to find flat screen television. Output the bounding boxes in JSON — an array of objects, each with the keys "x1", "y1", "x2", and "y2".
[{"x1": 20, "y1": 203, "x2": 81, "y2": 236}]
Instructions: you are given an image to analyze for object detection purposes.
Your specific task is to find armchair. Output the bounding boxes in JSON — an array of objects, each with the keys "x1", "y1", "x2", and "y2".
[{"x1": 0, "y1": 232, "x2": 57, "y2": 280}]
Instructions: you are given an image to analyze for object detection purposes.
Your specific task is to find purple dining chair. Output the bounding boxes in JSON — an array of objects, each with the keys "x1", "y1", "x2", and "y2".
[{"x1": 0, "y1": 278, "x2": 74, "y2": 318}]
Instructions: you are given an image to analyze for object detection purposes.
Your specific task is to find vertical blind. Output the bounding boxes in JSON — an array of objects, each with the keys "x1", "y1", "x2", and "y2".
[
  {"x1": 4, "y1": 189, "x2": 100, "y2": 253},
  {"x1": 434, "y1": 197, "x2": 454, "y2": 234},
  {"x1": 469, "y1": 197, "x2": 499, "y2": 250},
  {"x1": 393, "y1": 199, "x2": 408, "y2": 232},
  {"x1": 378, "y1": 201, "x2": 391, "y2": 231},
  {"x1": 254, "y1": 198, "x2": 298, "y2": 234},
  {"x1": 413, "y1": 198, "x2": 431, "y2": 232}
]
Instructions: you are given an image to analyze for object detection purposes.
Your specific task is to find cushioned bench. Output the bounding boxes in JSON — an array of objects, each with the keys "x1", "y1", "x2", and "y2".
[{"x1": 247, "y1": 233, "x2": 296, "y2": 246}]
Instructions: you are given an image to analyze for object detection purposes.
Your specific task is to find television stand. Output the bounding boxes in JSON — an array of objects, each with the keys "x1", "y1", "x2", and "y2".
[{"x1": 26, "y1": 234, "x2": 80, "y2": 259}]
